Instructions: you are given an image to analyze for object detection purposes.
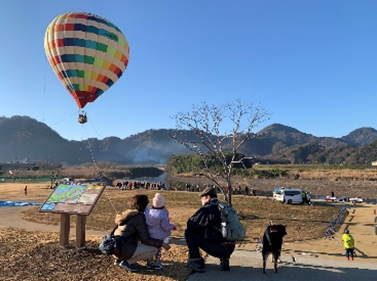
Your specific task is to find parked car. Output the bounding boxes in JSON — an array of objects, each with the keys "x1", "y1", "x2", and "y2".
[
  {"x1": 274, "y1": 188, "x2": 304, "y2": 204},
  {"x1": 325, "y1": 196, "x2": 337, "y2": 202},
  {"x1": 335, "y1": 197, "x2": 350, "y2": 202},
  {"x1": 63, "y1": 177, "x2": 74, "y2": 182},
  {"x1": 349, "y1": 197, "x2": 363, "y2": 203},
  {"x1": 273, "y1": 187, "x2": 285, "y2": 199}
]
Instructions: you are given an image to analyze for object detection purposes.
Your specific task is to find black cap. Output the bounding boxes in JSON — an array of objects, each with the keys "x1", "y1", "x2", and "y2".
[{"x1": 199, "y1": 186, "x2": 217, "y2": 197}]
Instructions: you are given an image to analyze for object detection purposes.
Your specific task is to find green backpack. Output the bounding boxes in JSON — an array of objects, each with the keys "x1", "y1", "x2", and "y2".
[{"x1": 217, "y1": 201, "x2": 245, "y2": 242}]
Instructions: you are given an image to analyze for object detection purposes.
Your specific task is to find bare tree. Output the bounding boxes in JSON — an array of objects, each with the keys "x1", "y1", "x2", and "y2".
[{"x1": 171, "y1": 100, "x2": 270, "y2": 205}]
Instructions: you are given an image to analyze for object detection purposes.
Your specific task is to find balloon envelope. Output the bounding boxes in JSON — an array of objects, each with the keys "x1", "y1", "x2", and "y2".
[{"x1": 44, "y1": 12, "x2": 130, "y2": 109}]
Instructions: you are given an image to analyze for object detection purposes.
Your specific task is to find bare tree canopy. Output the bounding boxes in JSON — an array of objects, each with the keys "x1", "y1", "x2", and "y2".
[{"x1": 171, "y1": 100, "x2": 270, "y2": 205}]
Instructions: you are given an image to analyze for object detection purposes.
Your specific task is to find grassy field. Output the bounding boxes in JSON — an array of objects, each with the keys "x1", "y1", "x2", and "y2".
[{"x1": 20, "y1": 189, "x2": 341, "y2": 243}]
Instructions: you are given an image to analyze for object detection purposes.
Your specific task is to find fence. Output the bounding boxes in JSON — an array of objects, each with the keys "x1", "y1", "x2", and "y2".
[{"x1": 324, "y1": 206, "x2": 349, "y2": 239}]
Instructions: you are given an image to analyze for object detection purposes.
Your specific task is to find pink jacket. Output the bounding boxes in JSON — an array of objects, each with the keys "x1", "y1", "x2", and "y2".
[{"x1": 145, "y1": 207, "x2": 175, "y2": 240}]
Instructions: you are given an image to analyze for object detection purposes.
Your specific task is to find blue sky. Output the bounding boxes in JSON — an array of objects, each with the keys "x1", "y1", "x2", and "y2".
[{"x1": 1, "y1": 0, "x2": 377, "y2": 141}]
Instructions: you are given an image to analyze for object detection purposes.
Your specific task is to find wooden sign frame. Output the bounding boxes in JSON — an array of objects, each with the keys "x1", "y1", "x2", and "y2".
[{"x1": 39, "y1": 183, "x2": 106, "y2": 247}]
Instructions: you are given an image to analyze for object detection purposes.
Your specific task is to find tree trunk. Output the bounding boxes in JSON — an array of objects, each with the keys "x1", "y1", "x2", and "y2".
[
  {"x1": 227, "y1": 188, "x2": 232, "y2": 206},
  {"x1": 226, "y1": 180, "x2": 232, "y2": 206}
]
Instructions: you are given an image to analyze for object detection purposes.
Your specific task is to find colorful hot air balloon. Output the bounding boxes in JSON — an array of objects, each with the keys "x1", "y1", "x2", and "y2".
[{"x1": 44, "y1": 12, "x2": 130, "y2": 117}]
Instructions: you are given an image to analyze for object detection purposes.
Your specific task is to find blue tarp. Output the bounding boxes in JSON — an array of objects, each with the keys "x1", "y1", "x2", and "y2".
[{"x1": 0, "y1": 201, "x2": 43, "y2": 207}]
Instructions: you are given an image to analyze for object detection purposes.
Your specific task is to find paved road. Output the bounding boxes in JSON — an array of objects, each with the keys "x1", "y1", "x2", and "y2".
[
  {"x1": 188, "y1": 250, "x2": 377, "y2": 281},
  {"x1": 0, "y1": 206, "x2": 106, "y2": 236}
]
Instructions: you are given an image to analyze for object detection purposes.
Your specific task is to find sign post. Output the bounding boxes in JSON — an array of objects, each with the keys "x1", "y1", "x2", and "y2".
[
  {"x1": 60, "y1": 214, "x2": 70, "y2": 246},
  {"x1": 39, "y1": 184, "x2": 106, "y2": 247}
]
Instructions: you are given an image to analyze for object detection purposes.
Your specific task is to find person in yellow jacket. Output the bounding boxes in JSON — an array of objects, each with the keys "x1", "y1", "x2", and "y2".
[{"x1": 342, "y1": 229, "x2": 355, "y2": 261}]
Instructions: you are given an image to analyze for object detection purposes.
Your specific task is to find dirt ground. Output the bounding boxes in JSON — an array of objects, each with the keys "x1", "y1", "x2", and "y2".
[{"x1": 0, "y1": 181, "x2": 376, "y2": 280}]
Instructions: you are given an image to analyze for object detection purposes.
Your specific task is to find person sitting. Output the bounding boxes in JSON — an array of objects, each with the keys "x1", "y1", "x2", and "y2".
[
  {"x1": 185, "y1": 187, "x2": 235, "y2": 273},
  {"x1": 112, "y1": 194, "x2": 170, "y2": 272}
]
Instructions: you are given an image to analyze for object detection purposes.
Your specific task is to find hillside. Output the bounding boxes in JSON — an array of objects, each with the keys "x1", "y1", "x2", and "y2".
[{"x1": 1, "y1": 116, "x2": 377, "y2": 165}]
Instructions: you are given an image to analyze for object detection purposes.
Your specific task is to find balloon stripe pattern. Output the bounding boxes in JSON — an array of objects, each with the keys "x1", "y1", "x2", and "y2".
[{"x1": 44, "y1": 12, "x2": 130, "y2": 109}]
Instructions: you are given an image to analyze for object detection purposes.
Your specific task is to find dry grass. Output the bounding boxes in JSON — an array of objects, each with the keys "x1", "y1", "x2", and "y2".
[
  {"x1": 20, "y1": 189, "x2": 341, "y2": 242},
  {"x1": 291, "y1": 169, "x2": 377, "y2": 181}
]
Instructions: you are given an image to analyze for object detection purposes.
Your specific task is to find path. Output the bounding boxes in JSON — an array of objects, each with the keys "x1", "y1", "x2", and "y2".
[{"x1": 0, "y1": 206, "x2": 106, "y2": 236}]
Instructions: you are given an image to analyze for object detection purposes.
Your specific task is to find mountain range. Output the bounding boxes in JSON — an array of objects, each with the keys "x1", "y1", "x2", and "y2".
[{"x1": 1, "y1": 115, "x2": 377, "y2": 166}]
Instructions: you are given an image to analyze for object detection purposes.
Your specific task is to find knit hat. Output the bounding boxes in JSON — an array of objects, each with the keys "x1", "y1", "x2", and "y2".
[{"x1": 153, "y1": 193, "x2": 165, "y2": 208}]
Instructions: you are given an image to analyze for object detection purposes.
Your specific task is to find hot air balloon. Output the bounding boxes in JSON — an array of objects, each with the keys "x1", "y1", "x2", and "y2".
[{"x1": 44, "y1": 12, "x2": 130, "y2": 123}]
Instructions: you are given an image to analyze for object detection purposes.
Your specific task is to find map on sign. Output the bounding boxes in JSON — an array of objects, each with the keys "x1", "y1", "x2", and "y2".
[{"x1": 39, "y1": 184, "x2": 105, "y2": 215}]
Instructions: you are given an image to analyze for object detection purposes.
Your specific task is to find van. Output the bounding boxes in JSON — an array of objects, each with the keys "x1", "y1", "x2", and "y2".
[
  {"x1": 273, "y1": 187, "x2": 285, "y2": 199},
  {"x1": 274, "y1": 188, "x2": 304, "y2": 204}
]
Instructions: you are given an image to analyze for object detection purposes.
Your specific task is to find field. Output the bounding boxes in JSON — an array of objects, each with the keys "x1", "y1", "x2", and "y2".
[{"x1": 0, "y1": 181, "x2": 346, "y2": 281}]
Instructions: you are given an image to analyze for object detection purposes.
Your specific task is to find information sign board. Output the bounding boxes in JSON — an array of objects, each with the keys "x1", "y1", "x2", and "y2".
[{"x1": 39, "y1": 184, "x2": 105, "y2": 215}]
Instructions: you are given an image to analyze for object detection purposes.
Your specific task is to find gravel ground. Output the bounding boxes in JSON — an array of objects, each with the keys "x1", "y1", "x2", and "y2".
[{"x1": 0, "y1": 227, "x2": 189, "y2": 281}]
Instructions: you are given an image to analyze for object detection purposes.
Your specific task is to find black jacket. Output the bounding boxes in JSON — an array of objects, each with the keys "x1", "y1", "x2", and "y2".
[{"x1": 186, "y1": 198, "x2": 225, "y2": 243}]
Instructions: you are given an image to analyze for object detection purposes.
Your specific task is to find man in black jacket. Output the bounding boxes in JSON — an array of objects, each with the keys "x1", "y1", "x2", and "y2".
[{"x1": 185, "y1": 186, "x2": 235, "y2": 273}]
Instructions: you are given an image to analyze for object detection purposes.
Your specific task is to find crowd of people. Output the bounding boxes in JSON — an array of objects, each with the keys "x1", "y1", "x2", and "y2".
[
  {"x1": 115, "y1": 180, "x2": 167, "y2": 190},
  {"x1": 115, "y1": 180, "x2": 258, "y2": 197}
]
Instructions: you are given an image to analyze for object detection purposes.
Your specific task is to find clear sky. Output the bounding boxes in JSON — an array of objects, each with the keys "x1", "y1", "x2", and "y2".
[{"x1": 1, "y1": 0, "x2": 377, "y2": 141}]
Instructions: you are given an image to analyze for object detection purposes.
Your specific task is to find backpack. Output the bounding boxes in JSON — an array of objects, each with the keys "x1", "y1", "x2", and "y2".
[
  {"x1": 217, "y1": 201, "x2": 245, "y2": 242},
  {"x1": 98, "y1": 234, "x2": 127, "y2": 256},
  {"x1": 98, "y1": 224, "x2": 128, "y2": 256}
]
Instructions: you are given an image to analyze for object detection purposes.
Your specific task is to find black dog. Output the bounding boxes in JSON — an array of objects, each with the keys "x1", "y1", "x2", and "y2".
[{"x1": 262, "y1": 224, "x2": 287, "y2": 274}]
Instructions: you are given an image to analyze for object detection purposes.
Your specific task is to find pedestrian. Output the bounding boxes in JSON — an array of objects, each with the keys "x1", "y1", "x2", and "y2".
[
  {"x1": 24, "y1": 185, "x2": 27, "y2": 196},
  {"x1": 342, "y1": 229, "x2": 355, "y2": 261},
  {"x1": 112, "y1": 194, "x2": 171, "y2": 272},
  {"x1": 145, "y1": 193, "x2": 177, "y2": 269},
  {"x1": 185, "y1": 186, "x2": 235, "y2": 273}
]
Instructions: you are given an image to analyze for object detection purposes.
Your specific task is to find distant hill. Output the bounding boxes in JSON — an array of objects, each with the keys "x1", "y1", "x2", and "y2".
[
  {"x1": 1, "y1": 116, "x2": 377, "y2": 165},
  {"x1": 340, "y1": 127, "x2": 377, "y2": 146}
]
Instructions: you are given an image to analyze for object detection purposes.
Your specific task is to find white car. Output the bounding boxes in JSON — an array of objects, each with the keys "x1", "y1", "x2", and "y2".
[
  {"x1": 349, "y1": 197, "x2": 363, "y2": 203},
  {"x1": 273, "y1": 187, "x2": 285, "y2": 199},
  {"x1": 325, "y1": 196, "x2": 337, "y2": 202}
]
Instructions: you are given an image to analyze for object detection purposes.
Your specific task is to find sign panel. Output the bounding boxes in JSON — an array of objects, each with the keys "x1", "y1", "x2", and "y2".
[{"x1": 39, "y1": 184, "x2": 105, "y2": 215}]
